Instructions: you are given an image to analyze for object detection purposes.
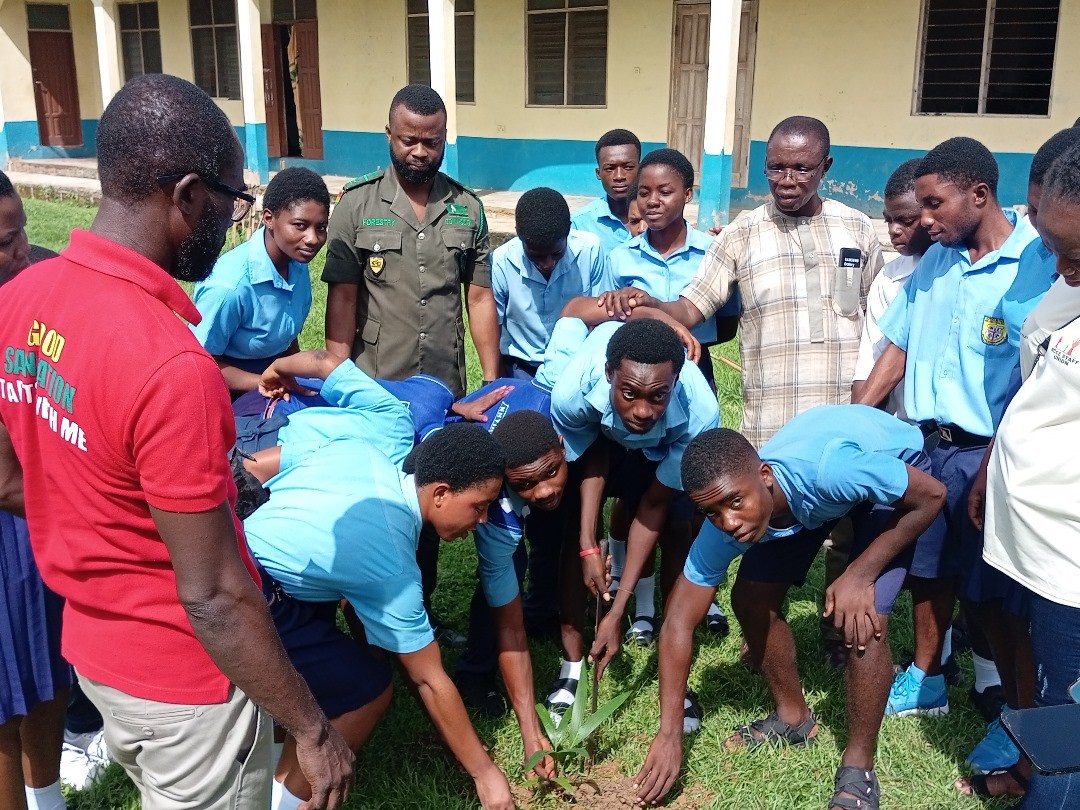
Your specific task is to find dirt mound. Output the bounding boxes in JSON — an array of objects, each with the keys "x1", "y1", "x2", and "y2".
[{"x1": 511, "y1": 760, "x2": 714, "y2": 808}]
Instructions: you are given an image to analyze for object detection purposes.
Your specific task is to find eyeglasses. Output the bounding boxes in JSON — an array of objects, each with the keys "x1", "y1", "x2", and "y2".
[
  {"x1": 157, "y1": 173, "x2": 257, "y2": 222},
  {"x1": 763, "y1": 156, "x2": 827, "y2": 183}
]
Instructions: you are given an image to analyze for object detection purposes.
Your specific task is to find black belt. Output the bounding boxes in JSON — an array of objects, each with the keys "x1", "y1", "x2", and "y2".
[{"x1": 918, "y1": 421, "x2": 991, "y2": 449}]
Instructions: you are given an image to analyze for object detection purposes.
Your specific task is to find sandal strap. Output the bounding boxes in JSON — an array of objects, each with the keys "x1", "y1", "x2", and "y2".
[
  {"x1": 831, "y1": 766, "x2": 880, "y2": 810},
  {"x1": 684, "y1": 689, "x2": 702, "y2": 721},
  {"x1": 736, "y1": 710, "x2": 818, "y2": 748},
  {"x1": 1007, "y1": 764, "x2": 1030, "y2": 790}
]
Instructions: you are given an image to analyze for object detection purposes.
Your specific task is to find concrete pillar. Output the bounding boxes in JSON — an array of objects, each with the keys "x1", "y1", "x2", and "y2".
[
  {"x1": 428, "y1": 0, "x2": 459, "y2": 178},
  {"x1": 236, "y1": 0, "x2": 269, "y2": 183},
  {"x1": 0, "y1": 82, "x2": 9, "y2": 170},
  {"x1": 91, "y1": 0, "x2": 123, "y2": 109},
  {"x1": 697, "y1": 0, "x2": 742, "y2": 229}
]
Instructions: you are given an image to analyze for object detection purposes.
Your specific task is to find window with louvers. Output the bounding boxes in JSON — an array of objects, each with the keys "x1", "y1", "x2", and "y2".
[
  {"x1": 406, "y1": 0, "x2": 476, "y2": 103},
  {"x1": 917, "y1": 0, "x2": 1060, "y2": 116},
  {"x1": 527, "y1": 0, "x2": 607, "y2": 107},
  {"x1": 189, "y1": 0, "x2": 241, "y2": 100}
]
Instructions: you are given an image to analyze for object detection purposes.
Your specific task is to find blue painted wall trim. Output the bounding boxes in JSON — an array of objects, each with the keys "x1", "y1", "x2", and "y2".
[
  {"x1": 698, "y1": 150, "x2": 733, "y2": 230},
  {"x1": 729, "y1": 140, "x2": 1036, "y2": 217},
  {"x1": 443, "y1": 140, "x2": 460, "y2": 180},
  {"x1": 3, "y1": 119, "x2": 99, "y2": 159},
  {"x1": 240, "y1": 123, "x2": 269, "y2": 183},
  {"x1": 0, "y1": 126, "x2": 9, "y2": 170}
]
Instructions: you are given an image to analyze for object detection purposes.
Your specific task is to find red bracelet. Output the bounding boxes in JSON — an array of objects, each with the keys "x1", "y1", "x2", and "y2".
[{"x1": 579, "y1": 546, "x2": 601, "y2": 558}]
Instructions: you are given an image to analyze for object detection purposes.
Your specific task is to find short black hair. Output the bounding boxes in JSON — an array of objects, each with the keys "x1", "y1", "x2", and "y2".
[
  {"x1": 595, "y1": 129, "x2": 642, "y2": 161},
  {"x1": 768, "y1": 116, "x2": 831, "y2": 156},
  {"x1": 915, "y1": 137, "x2": 999, "y2": 196},
  {"x1": 681, "y1": 428, "x2": 760, "y2": 494},
  {"x1": 263, "y1": 167, "x2": 330, "y2": 214},
  {"x1": 639, "y1": 148, "x2": 694, "y2": 190},
  {"x1": 408, "y1": 423, "x2": 506, "y2": 491},
  {"x1": 515, "y1": 187, "x2": 571, "y2": 245},
  {"x1": 0, "y1": 170, "x2": 14, "y2": 199},
  {"x1": 97, "y1": 74, "x2": 239, "y2": 205},
  {"x1": 390, "y1": 84, "x2": 447, "y2": 119},
  {"x1": 884, "y1": 159, "x2": 922, "y2": 199},
  {"x1": 492, "y1": 411, "x2": 562, "y2": 469},
  {"x1": 1030, "y1": 129, "x2": 1080, "y2": 186},
  {"x1": 605, "y1": 319, "x2": 685, "y2": 376},
  {"x1": 1042, "y1": 143, "x2": 1080, "y2": 206}
]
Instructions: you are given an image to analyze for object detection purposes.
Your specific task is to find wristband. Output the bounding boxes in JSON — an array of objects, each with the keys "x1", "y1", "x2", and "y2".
[{"x1": 579, "y1": 546, "x2": 601, "y2": 558}]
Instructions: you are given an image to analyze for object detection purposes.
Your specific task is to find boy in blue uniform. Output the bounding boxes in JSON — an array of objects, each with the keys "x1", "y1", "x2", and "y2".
[
  {"x1": 492, "y1": 187, "x2": 609, "y2": 379},
  {"x1": 853, "y1": 138, "x2": 1053, "y2": 732},
  {"x1": 571, "y1": 129, "x2": 642, "y2": 254},
  {"x1": 632, "y1": 406, "x2": 945, "y2": 810},
  {"x1": 191, "y1": 168, "x2": 330, "y2": 396},
  {"x1": 241, "y1": 360, "x2": 519, "y2": 810},
  {"x1": 547, "y1": 317, "x2": 719, "y2": 726}
]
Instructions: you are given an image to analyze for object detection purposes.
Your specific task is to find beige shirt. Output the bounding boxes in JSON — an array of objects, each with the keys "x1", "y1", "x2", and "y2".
[{"x1": 682, "y1": 199, "x2": 883, "y2": 447}]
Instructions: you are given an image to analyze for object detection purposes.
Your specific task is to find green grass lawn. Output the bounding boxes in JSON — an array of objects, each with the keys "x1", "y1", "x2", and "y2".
[{"x1": 25, "y1": 199, "x2": 1006, "y2": 809}]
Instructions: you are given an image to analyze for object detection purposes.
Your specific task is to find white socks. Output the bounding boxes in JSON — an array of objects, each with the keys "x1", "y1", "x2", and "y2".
[
  {"x1": 25, "y1": 782, "x2": 66, "y2": 810},
  {"x1": 271, "y1": 779, "x2": 305, "y2": 810},
  {"x1": 707, "y1": 602, "x2": 724, "y2": 620},
  {"x1": 940, "y1": 627, "x2": 953, "y2": 664},
  {"x1": 683, "y1": 691, "x2": 701, "y2": 735},
  {"x1": 972, "y1": 653, "x2": 1002, "y2": 693},
  {"x1": 609, "y1": 536, "x2": 626, "y2": 580},
  {"x1": 547, "y1": 659, "x2": 583, "y2": 706}
]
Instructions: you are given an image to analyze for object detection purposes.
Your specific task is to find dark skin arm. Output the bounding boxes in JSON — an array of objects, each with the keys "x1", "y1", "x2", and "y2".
[
  {"x1": 396, "y1": 641, "x2": 514, "y2": 809},
  {"x1": 590, "y1": 476, "x2": 673, "y2": 677},
  {"x1": 213, "y1": 358, "x2": 264, "y2": 397},
  {"x1": 324, "y1": 282, "x2": 359, "y2": 360},
  {"x1": 492, "y1": 596, "x2": 553, "y2": 779},
  {"x1": 967, "y1": 438, "x2": 996, "y2": 532},
  {"x1": 577, "y1": 440, "x2": 612, "y2": 601},
  {"x1": 634, "y1": 574, "x2": 715, "y2": 805},
  {"x1": 558, "y1": 299, "x2": 702, "y2": 363},
  {"x1": 151, "y1": 502, "x2": 353, "y2": 810},
  {"x1": 259, "y1": 349, "x2": 344, "y2": 399},
  {"x1": 592, "y1": 287, "x2": 707, "y2": 331},
  {"x1": 823, "y1": 466, "x2": 946, "y2": 650},
  {"x1": 850, "y1": 343, "x2": 906, "y2": 408},
  {"x1": 0, "y1": 423, "x2": 24, "y2": 517},
  {"x1": 465, "y1": 283, "x2": 502, "y2": 383}
]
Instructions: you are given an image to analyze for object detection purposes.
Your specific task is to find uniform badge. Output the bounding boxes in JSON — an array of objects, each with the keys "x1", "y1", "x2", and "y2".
[
  {"x1": 447, "y1": 203, "x2": 468, "y2": 216},
  {"x1": 369, "y1": 256, "x2": 385, "y2": 275},
  {"x1": 982, "y1": 316, "x2": 1007, "y2": 345}
]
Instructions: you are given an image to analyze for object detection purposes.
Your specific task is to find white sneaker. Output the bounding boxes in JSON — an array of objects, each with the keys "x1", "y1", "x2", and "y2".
[
  {"x1": 59, "y1": 744, "x2": 106, "y2": 791},
  {"x1": 64, "y1": 728, "x2": 111, "y2": 763}
]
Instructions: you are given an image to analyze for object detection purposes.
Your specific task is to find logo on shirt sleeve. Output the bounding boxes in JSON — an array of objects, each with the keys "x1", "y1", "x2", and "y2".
[{"x1": 981, "y1": 316, "x2": 1007, "y2": 345}]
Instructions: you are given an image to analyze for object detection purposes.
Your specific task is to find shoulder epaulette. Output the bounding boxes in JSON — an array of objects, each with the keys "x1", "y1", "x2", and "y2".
[{"x1": 337, "y1": 171, "x2": 382, "y2": 202}]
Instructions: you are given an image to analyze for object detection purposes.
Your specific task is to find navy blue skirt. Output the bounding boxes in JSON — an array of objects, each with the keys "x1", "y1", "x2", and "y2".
[{"x1": 0, "y1": 510, "x2": 69, "y2": 723}]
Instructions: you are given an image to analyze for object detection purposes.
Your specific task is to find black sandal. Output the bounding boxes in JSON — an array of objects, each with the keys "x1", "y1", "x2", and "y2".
[
  {"x1": 960, "y1": 764, "x2": 1029, "y2": 798},
  {"x1": 706, "y1": 609, "x2": 730, "y2": 637},
  {"x1": 544, "y1": 677, "x2": 578, "y2": 716},
  {"x1": 727, "y1": 710, "x2": 819, "y2": 751},
  {"x1": 625, "y1": 615, "x2": 655, "y2": 647},
  {"x1": 830, "y1": 766, "x2": 880, "y2": 810}
]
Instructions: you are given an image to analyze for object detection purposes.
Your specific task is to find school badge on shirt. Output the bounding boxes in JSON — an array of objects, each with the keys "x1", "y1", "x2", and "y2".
[
  {"x1": 982, "y1": 316, "x2": 1007, "y2": 345},
  {"x1": 369, "y1": 256, "x2": 385, "y2": 275}
]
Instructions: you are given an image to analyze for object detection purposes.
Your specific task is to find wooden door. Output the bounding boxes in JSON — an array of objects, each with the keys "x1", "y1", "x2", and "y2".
[
  {"x1": 732, "y1": 0, "x2": 759, "y2": 188},
  {"x1": 668, "y1": 2, "x2": 710, "y2": 183},
  {"x1": 262, "y1": 24, "x2": 286, "y2": 158},
  {"x1": 291, "y1": 21, "x2": 323, "y2": 160},
  {"x1": 28, "y1": 30, "x2": 82, "y2": 147}
]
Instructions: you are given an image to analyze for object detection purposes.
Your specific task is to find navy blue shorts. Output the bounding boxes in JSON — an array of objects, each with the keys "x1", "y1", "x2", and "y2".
[
  {"x1": 907, "y1": 438, "x2": 986, "y2": 587},
  {"x1": 604, "y1": 444, "x2": 693, "y2": 522},
  {"x1": 259, "y1": 567, "x2": 391, "y2": 719},
  {"x1": 735, "y1": 502, "x2": 913, "y2": 616}
]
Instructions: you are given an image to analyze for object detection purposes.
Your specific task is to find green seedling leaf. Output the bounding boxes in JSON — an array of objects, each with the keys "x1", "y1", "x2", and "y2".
[
  {"x1": 568, "y1": 667, "x2": 588, "y2": 740},
  {"x1": 573, "y1": 690, "x2": 632, "y2": 744},
  {"x1": 554, "y1": 776, "x2": 575, "y2": 794},
  {"x1": 535, "y1": 702, "x2": 564, "y2": 747},
  {"x1": 524, "y1": 749, "x2": 555, "y2": 774}
]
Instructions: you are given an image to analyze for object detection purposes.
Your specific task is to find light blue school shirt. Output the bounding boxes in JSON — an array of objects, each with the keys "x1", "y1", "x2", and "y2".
[
  {"x1": 191, "y1": 226, "x2": 313, "y2": 360},
  {"x1": 606, "y1": 223, "x2": 740, "y2": 345},
  {"x1": 549, "y1": 319, "x2": 720, "y2": 490},
  {"x1": 877, "y1": 211, "x2": 1049, "y2": 437},
  {"x1": 492, "y1": 230, "x2": 610, "y2": 365},
  {"x1": 244, "y1": 439, "x2": 433, "y2": 655},
  {"x1": 570, "y1": 197, "x2": 632, "y2": 255},
  {"x1": 684, "y1": 405, "x2": 924, "y2": 588},
  {"x1": 275, "y1": 359, "x2": 417, "y2": 470}
]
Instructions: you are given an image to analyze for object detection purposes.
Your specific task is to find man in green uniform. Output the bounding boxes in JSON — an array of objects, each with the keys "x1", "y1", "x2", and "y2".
[
  {"x1": 323, "y1": 84, "x2": 501, "y2": 635},
  {"x1": 323, "y1": 83, "x2": 501, "y2": 396}
]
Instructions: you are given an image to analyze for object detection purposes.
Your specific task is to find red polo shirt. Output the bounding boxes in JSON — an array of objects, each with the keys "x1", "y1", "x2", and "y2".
[{"x1": 0, "y1": 229, "x2": 258, "y2": 704}]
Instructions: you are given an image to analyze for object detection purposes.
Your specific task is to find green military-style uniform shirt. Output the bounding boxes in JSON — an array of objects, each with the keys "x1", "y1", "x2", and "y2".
[{"x1": 322, "y1": 166, "x2": 491, "y2": 397}]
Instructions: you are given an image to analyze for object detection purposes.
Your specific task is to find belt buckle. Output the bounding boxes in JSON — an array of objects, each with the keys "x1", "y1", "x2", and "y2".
[{"x1": 938, "y1": 426, "x2": 953, "y2": 443}]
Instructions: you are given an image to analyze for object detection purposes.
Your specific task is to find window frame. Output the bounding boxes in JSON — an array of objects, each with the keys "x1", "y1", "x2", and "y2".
[
  {"x1": 912, "y1": 0, "x2": 1061, "y2": 118},
  {"x1": 525, "y1": 0, "x2": 608, "y2": 109},
  {"x1": 118, "y1": 1, "x2": 162, "y2": 82},
  {"x1": 405, "y1": 0, "x2": 477, "y2": 105},
  {"x1": 188, "y1": 0, "x2": 242, "y2": 101}
]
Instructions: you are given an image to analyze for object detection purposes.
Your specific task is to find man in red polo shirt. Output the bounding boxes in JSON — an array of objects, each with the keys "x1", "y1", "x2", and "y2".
[{"x1": 0, "y1": 75, "x2": 351, "y2": 810}]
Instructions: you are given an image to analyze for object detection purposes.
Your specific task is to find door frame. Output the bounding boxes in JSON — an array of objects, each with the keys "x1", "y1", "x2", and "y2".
[
  {"x1": 262, "y1": 17, "x2": 323, "y2": 160},
  {"x1": 667, "y1": 0, "x2": 710, "y2": 186},
  {"x1": 27, "y1": 10, "x2": 82, "y2": 148}
]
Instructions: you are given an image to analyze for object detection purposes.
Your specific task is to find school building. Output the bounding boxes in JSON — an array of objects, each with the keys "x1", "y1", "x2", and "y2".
[{"x1": 1, "y1": 0, "x2": 1077, "y2": 226}]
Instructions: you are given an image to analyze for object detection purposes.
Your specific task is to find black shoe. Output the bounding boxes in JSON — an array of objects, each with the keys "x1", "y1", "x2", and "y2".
[
  {"x1": 706, "y1": 609, "x2": 730, "y2": 638},
  {"x1": 970, "y1": 684, "x2": 1007, "y2": 724},
  {"x1": 454, "y1": 673, "x2": 506, "y2": 718}
]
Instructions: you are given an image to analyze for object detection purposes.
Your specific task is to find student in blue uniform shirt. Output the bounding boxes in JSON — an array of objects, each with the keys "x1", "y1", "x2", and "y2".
[
  {"x1": 570, "y1": 129, "x2": 642, "y2": 254},
  {"x1": 854, "y1": 138, "x2": 1053, "y2": 733},
  {"x1": 191, "y1": 167, "x2": 330, "y2": 396},
  {"x1": 547, "y1": 317, "x2": 719, "y2": 724},
  {"x1": 492, "y1": 187, "x2": 609, "y2": 378},
  {"x1": 241, "y1": 390, "x2": 519, "y2": 810},
  {"x1": 631, "y1": 406, "x2": 945, "y2": 810}
]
